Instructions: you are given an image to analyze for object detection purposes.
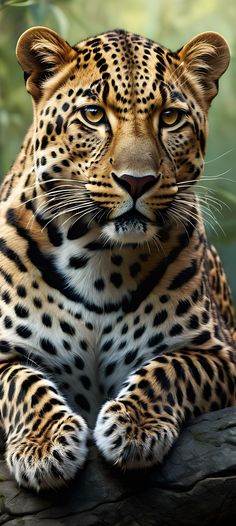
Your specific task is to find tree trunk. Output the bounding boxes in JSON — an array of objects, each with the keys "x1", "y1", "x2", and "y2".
[{"x1": 1, "y1": 407, "x2": 236, "y2": 525}]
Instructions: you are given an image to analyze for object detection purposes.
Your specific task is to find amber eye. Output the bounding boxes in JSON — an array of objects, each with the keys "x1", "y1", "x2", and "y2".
[
  {"x1": 160, "y1": 109, "x2": 183, "y2": 127},
  {"x1": 80, "y1": 106, "x2": 106, "y2": 125}
]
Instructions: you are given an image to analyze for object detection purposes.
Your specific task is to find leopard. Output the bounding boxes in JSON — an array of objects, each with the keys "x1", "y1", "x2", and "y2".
[{"x1": 0, "y1": 26, "x2": 235, "y2": 492}]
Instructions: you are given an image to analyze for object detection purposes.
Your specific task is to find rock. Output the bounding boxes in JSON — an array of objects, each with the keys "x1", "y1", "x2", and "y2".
[{"x1": 1, "y1": 407, "x2": 236, "y2": 525}]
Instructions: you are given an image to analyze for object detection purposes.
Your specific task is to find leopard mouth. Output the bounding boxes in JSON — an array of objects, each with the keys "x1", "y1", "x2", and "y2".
[
  {"x1": 101, "y1": 207, "x2": 168, "y2": 244},
  {"x1": 114, "y1": 209, "x2": 148, "y2": 227},
  {"x1": 113, "y1": 209, "x2": 166, "y2": 229}
]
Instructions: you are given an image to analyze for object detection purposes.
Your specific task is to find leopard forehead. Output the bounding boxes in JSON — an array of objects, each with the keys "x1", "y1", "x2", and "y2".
[{"x1": 66, "y1": 30, "x2": 182, "y2": 115}]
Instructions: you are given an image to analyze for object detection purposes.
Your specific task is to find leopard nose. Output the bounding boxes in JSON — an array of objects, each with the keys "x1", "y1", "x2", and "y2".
[{"x1": 113, "y1": 173, "x2": 158, "y2": 200}]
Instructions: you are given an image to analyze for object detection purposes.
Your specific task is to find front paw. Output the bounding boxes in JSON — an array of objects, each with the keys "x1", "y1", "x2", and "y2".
[
  {"x1": 6, "y1": 413, "x2": 89, "y2": 491},
  {"x1": 94, "y1": 399, "x2": 177, "y2": 469}
]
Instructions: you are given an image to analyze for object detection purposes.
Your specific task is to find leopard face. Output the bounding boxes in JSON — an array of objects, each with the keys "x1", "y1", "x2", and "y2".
[{"x1": 16, "y1": 28, "x2": 229, "y2": 244}]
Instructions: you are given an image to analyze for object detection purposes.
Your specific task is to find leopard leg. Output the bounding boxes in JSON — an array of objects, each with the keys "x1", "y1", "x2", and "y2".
[
  {"x1": 94, "y1": 347, "x2": 236, "y2": 469},
  {"x1": 0, "y1": 362, "x2": 89, "y2": 491}
]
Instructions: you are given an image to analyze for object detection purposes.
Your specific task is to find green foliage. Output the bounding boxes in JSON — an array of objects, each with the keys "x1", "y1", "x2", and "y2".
[{"x1": 0, "y1": 0, "x2": 235, "y2": 299}]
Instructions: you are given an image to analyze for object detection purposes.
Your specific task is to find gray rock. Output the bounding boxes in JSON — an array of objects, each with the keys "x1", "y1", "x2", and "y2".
[{"x1": 1, "y1": 407, "x2": 236, "y2": 525}]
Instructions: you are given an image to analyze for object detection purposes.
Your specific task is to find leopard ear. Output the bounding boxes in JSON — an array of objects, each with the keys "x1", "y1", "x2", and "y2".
[
  {"x1": 16, "y1": 26, "x2": 77, "y2": 100},
  {"x1": 178, "y1": 32, "x2": 230, "y2": 104}
]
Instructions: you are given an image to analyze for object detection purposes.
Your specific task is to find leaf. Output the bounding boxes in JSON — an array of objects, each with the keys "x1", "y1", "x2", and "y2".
[
  {"x1": 215, "y1": 189, "x2": 236, "y2": 206},
  {"x1": 0, "y1": 0, "x2": 35, "y2": 8}
]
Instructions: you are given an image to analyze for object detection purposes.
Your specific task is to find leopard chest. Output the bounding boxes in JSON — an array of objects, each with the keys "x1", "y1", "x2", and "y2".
[
  {"x1": 0, "y1": 238, "x2": 210, "y2": 428},
  {"x1": 6, "y1": 285, "x2": 200, "y2": 429}
]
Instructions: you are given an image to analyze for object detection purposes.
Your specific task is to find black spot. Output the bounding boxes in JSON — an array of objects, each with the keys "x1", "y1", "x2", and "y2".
[
  {"x1": 104, "y1": 424, "x2": 117, "y2": 437},
  {"x1": 80, "y1": 339, "x2": 88, "y2": 351},
  {"x1": 154, "y1": 367, "x2": 170, "y2": 390},
  {"x1": 0, "y1": 268, "x2": 12, "y2": 285},
  {"x1": 94, "y1": 278, "x2": 105, "y2": 291},
  {"x1": 46, "y1": 122, "x2": 53, "y2": 135},
  {"x1": 176, "y1": 300, "x2": 191, "y2": 316},
  {"x1": 172, "y1": 358, "x2": 186, "y2": 379},
  {"x1": 0, "y1": 340, "x2": 11, "y2": 353},
  {"x1": 55, "y1": 115, "x2": 63, "y2": 135},
  {"x1": 16, "y1": 325, "x2": 32, "y2": 339},
  {"x1": 201, "y1": 310, "x2": 209, "y2": 324},
  {"x1": 192, "y1": 331, "x2": 211, "y2": 346},
  {"x1": 153, "y1": 310, "x2": 168, "y2": 326},
  {"x1": 188, "y1": 314, "x2": 199, "y2": 330},
  {"x1": 41, "y1": 135, "x2": 48, "y2": 149},
  {"x1": 164, "y1": 405, "x2": 173, "y2": 416},
  {"x1": 40, "y1": 338, "x2": 57, "y2": 355},
  {"x1": 198, "y1": 356, "x2": 214, "y2": 379},
  {"x1": 63, "y1": 363, "x2": 72, "y2": 374},
  {"x1": 111, "y1": 255, "x2": 123, "y2": 266},
  {"x1": 60, "y1": 321, "x2": 75, "y2": 335},
  {"x1": 33, "y1": 297, "x2": 42, "y2": 309},
  {"x1": 16, "y1": 285, "x2": 27, "y2": 298},
  {"x1": 4, "y1": 316, "x2": 12, "y2": 329},
  {"x1": 69, "y1": 255, "x2": 89, "y2": 269},
  {"x1": 42, "y1": 313, "x2": 52, "y2": 327},
  {"x1": 191, "y1": 290, "x2": 199, "y2": 303},
  {"x1": 67, "y1": 219, "x2": 89, "y2": 240},
  {"x1": 14, "y1": 304, "x2": 29, "y2": 318},
  {"x1": 8, "y1": 379, "x2": 16, "y2": 402},
  {"x1": 124, "y1": 349, "x2": 138, "y2": 365},
  {"x1": 75, "y1": 393, "x2": 90, "y2": 412},
  {"x1": 186, "y1": 381, "x2": 196, "y2": 403},
  {"x1": 159, "y1": 295, "x2": 170, "y2": 303},
  {"x1": 133, "y1": 326, "x2": 145, "y2": 339},
  {"x1": 63, "y1": 340, "x2": 71, "y2": 351},
  {"x1": 130, "y1": 262, "x2": 141, "y2": 277},
  {"x1": 203, "y1": 381, "x2": 212, "y2": 401},
  {"x1": 105, "y1": 361, "x2": 116, "y2": 376},
  {"x1": 102, "y1": 339, "x2": 113, "y2": 352},
  {"x1": 167, "y1": 393, "x2": 175, "y2": 406},
  {"x1": 148, "y1": 333, "x2": 164, "y2": 347},
  {"x1": 62, "y1": 102, "x2": 69, "y2": 112},
  {"x1": 80, "y1": 375, "x2": 91, "y2": 390},
  {"x1": 121, "y1": 323, "x2": 128, "y2": 335},
  {"x1": 2, "y1": 290, "x2": 11, "y2": 304},
  {"x1": 176, "y1": 386, "x2": 183, "y2": 405},
  {"x1": 74, "y1": 356, "x2": 85, "y2": 370},
  {"x1": 169, "y1": 324, "x2": 183, "y2": 336},
  {"x1": 110, "y1": 272, "x2": 123, "y2": 288},
  {"x1": 112, "y1": 435, "x2": 122, "y2": 449},
  {"x1": 102, "y1": 325, "x2": 112, "y2": 335},
  {"x1": 118, "y1": 340, "x2": 126, "y2": 350},
  {"x1": 144, "y1": 303, "x2": 153, "y2": 314},
  {"x1": 184, "y1": 356, "x2": 201, "y2": 385}
]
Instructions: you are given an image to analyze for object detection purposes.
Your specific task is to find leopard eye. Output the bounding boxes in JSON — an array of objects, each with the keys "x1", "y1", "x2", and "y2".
[
  {"x1": 80, "y1": 106, "x2": 106, "y2": 125},
  {"x1": 160, "y1": 108, "x2": 184, "y2": 127}
]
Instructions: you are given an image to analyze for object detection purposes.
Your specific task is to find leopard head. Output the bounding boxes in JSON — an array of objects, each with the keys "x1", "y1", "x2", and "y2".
[{"x1": 16, "y1": 27, "x2": 230, "y2": 244}]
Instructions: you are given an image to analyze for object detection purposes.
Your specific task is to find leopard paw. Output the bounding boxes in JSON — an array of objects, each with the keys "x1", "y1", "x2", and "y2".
[
  {"x1": 6, "y1": 413, "x2": 89, "y2": 491},
  {"x1": 94, "y1": 400, "x2": 177, "y2": 469}
]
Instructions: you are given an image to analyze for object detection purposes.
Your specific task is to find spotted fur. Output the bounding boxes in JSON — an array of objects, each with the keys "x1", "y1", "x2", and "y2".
[{"x1": 0, "y1": 27, "x2": 235, "y2": 491}]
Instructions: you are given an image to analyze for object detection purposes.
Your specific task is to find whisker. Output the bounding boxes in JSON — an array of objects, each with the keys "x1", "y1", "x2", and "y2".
[
  {"x1": 204, "y1": 148, "x2": 234, "y2": 164},
  {"x1": 173, "y1": 199, "x2": 224, "y2": 237}
]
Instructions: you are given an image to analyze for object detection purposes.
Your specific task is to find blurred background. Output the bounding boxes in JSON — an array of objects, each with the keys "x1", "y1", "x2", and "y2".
[{"x1": 0, "y1": 0, "x2": 235, "y2": 302}]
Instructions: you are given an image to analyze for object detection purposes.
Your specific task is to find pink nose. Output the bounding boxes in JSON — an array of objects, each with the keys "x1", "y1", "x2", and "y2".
[{"x1": 114, "y1": 174, "x2": 157, "y2": 199}]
